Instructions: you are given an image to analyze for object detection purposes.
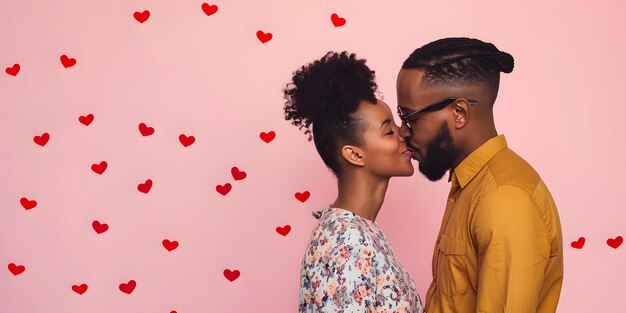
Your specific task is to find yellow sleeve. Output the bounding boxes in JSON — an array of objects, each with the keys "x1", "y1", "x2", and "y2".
[{"x1": 471, "y1": 185, "x2": 550, "y2": 313}]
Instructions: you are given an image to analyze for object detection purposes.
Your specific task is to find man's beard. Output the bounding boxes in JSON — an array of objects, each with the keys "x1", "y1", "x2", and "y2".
[{"x1": 418, "y1": 122, "x2": 459, "y2": 182}]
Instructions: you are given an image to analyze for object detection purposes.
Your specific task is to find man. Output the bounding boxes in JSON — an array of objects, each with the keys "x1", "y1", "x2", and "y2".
[{"x1": 396, "y1": 37, "x2": 563, "y2": 312}]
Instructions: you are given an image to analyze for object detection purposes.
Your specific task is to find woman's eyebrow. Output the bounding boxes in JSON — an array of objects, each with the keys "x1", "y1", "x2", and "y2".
[{"x1": 380, "y1": 119, "x2": 391, "y2": 129}]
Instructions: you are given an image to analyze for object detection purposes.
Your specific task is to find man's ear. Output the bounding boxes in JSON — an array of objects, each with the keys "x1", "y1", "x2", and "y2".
[
  {"x1": 340, "y1": 145, "x2": 366, "y2": 167},
  {"x1": 452, "y1": 99, "x2": 471, "y2": 129}
]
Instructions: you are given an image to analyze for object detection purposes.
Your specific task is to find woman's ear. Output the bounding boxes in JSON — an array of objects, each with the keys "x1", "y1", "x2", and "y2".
[{"x1": 340, "y1": 145, "x2": 366, "y2": 167}]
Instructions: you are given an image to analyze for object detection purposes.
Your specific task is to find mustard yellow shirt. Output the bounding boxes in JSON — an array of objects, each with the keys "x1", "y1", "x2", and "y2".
[{"x1": 425, "y1": 135, "x2": 563, "y2": 313}]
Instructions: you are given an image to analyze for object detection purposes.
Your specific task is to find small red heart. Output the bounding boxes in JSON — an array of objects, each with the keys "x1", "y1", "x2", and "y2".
[
  {"x1": 331, "y1": 13, "x2": 346, "y2": 27},
  {"x1": 79, "y1": 114, "x2": 94, "y2": 126},
  {"x1": 571, "y1": 237, "x2": 585, "y2": 249},
  {"x1": 119, "y1": 280, "x2": 136, "y2": 294},
  {"x1": 138, "y1": 122, "x2": 155, "y2": 136},
  {"x1": 5, "y1": 64, "x2": 20, "y2": 76},
  {"x1": 216, "y1": 183, "x2": 232, "y2": 196},
  {"x1": 71, "y1": 284, "x2": 88, "y2": 295},
  {"x1": 20, "y1": 197, "x2": 37, "y2": 210},
  {"x1": 60, "y1": 54, "x2": 77, "y2": 68},
  {"x1": 134, "y1": 10, "x2": 150, "y2": 23},
  {"x1": 259, "y1": 131, "x2": 276, "y2": 143},
  {"x1": 179, "y1": 134, "x2": 195, "y2": 147},
  {"x1": 295, "y1": 191, "x2": 310, "y2": 203},
  {"x1": 256, "y1": 30, "x2": 273, "y2": 44},
  {"x1": 607, "y1": 236, "x2": 623, "y2": 249},
  {"x1": 8, "y1": 263, "x2": 25, "y2": 276},
  {"x1": 91, "y1": 161, "x2": 108, "y2": 175},
  {"x1": 276, "y1": 225, "x2": 291, "y2": 236},
  {"x1": 33, "y1": 132, "x2": 50, "y2": 146},
  {"x1": 223, "y1": 269, "x2": 240, "y2": 282},
  {"x1": 201, "y1": 3, "x2": 218, "y2": 16},
  {"x1": 231, "y1": 167, "x2": 247, "y2": 181},
  {"x1": 137, "y1": 179, "x2": 153, "y2": 193},
  {"x1": 162, "y1": 239, "x2": 179, "y2": 251},
  {"x1": 92, "y1": 220, "x2": 109, "y2": 234}
]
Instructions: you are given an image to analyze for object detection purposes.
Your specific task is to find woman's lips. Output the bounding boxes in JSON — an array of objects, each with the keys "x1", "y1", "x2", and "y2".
[{"x1": 401, "y1": 149, "x2": 413, "y2": 157}]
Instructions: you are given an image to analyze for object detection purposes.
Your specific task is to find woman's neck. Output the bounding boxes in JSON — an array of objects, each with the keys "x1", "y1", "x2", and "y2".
[{"x1": 331, "y1": 172, "x2": 390, "y2": 222}]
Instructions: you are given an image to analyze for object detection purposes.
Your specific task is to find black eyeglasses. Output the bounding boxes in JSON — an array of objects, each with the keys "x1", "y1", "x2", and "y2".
[{"x1": 397, "y1": 98, "x2": 477, "y2": 131}]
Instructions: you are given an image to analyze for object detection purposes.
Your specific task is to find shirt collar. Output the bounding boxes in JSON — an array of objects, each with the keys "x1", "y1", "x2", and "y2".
[{"x1": 449, "y1": 134, "x2": 508, "y2": 189}]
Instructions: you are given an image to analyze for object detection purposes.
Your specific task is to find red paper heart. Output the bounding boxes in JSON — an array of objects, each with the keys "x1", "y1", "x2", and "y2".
[
  {"x1": 607, "y1": 236, "x2": 623, "y2": 249},
  {"x1": 137, "y1": 179, "x2": 153, "y2": 193},
  {"x1": 223, "y1": 269, "x2": 240, "y2": 282},
  {"x1": 33, "y1": 133, "x2": 50, "y2": 146},
  {"x1": 8, "y1": 263, "x2": 25, "y2": 276},
  {"x1": 276, "y1": 225, "x2": 291, "y2": 236},
  {"x1": 259, "y1": 131, "x2": 276, "y2": 143},
  {"x1": 91, "y1": 161, "x2": 108, "y2": 175},
  {"x1": 119, "y1": 280, "x2": 136, "y2": 294},
  {"x1": 201, "y1": 3, "x2": 218, "y2": 16},
  {"x1": 72, "y1": 284, "x2": 88, "y2": 295},
  {"x1": 256, "y1": 31, "x2": 273, "y2": 43},
  {"x1": 571, "y1": 237, "x2": 585, "y2": 249},
  {"x1": 92, "y1": 220, "x2": 109, "y2": 234},
  {"x1": 295, "y1": 191, "x2": 310, "y2": 203},
  {"x1": 179, "y1": 134, "x2": 195, "y2": 147},
  {"x1": 60, "y1": 55, "x2": 77, "y2": 68},
  {"x1": 79, "y1": 114, "x2": 94, "y2": 126},
  {"x1": 20, "y1": 197, "x2": 37, "y2": 210},
  {"x1": 231, "y1": 167, "x2": 247, "y2": 181},
  {"x1": 5, "y1": 64, "x2": 20, "y2": 76},
  {"x1": 138, "y1": 123, "x2": 155, "y2": 136},
  {"x1": 331, "y1": 13, "x2": 346, "y2": 27},
  {"x1": 216, "y1": 183, "x2": 232, "y2": 196},
  {"x1": 134, "y1": 10, "x2": 150, "y2": 23},
  {"x1": 162, "y1": 239, "x2": 179, "y2": 251}
]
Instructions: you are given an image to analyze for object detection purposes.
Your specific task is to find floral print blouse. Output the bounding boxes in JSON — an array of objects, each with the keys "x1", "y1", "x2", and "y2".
[{"x1": 299, "y1": 207, "x2": 423, "y2": 313}]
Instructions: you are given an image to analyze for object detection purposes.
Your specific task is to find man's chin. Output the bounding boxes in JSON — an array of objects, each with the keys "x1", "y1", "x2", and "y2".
[{"x1": 418, "y1": 165, "x2": 448, "y2": 182}]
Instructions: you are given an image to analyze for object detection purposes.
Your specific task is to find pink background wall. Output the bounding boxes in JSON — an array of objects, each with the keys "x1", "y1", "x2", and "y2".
[{"x1": 2, "y1": 0, "x2": 625, "y2": 312}]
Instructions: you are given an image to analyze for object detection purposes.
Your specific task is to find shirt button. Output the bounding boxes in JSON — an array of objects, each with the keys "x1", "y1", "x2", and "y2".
[{"x1": 449, "y1": 198, "x2": 456, "y2": 205}]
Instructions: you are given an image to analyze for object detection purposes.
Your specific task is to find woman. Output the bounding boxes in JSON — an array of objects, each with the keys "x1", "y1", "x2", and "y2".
[{"x1": 283, "y1": 51, "x2": 423, "y2": 312}]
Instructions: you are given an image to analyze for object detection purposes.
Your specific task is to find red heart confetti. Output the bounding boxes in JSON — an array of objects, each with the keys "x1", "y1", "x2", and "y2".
[
  {"x1": 119, "y1": 280, "x2": 136, "y2": 294},
  {"x1": 231, "y1": 167, "x2": 247, "y2": 181},
  {"x1": 33, "y1": 132, "x2": 50, "y2": 146},
  {"x1": 72, "y1": 284, "x2": 88, "y2": 295},
  {"x1": 331, "y1": 13, "x2": 346, "y2": 27},
  {"x1": 138, "y1": 122, "x2": 155, "y2": 136},
  {"x1": 179, "y1": 134, "x2": 195, "y2": 147},
  {"x1": 607, "y1": 236, "x2": 623, "y2": 249},
  {"x1": 92, "y1": 220, "x2": 109, "y2": 234},
  {"x1": 5, "y1": 64, "x2": 20, "y2": 76},
  {"x1": 295, "y1": 191, "x2": 310, "y2": 203},
  {"x1": 137, "y1": 179, "x2": 153, "y2": 194},
  {"x1": 259, "y1": 131, "x2": 276, "y2": 143},
  {"x1": 202, "y1": 3, "x2": 218, "y2": 16},
  {"x1": 223, "y1": 269, "x2": 240, "y2": 282},
  {"x1": 8, "y1": 263, "x2": 25, "y2": 276},
  {"x1": 571, "y1": 237, "x2": 585, "y2": 249},
  {"x1": 60, "y1": 54, "x2": 77, "y2": 68},
  {"x1": 162, "y1": 239, "x2": 179, "y2": 252},
  {"x1": 256, "y1": 30, "x2": 273, "y2": 43},
  {"x1": 91, "y1": 161, "x2": 108, "y2": 175},
  {"x1": 216, "y1": 183, "x2": 232, "y2": 196},
  {"x1": 134, "y1": 10, "x2": 150, "y2": 23},
  {"x1": 79, "y1": 114, "x2": 94, "y2": 126},
  {"x1": 20, "y1": 197, "x2": 37, "y2": 210},
  {"x1": 276, "y1": 225, "x2": 291, "y2": 236}
]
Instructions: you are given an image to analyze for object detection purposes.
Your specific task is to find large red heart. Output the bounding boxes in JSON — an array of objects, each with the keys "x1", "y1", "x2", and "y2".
[
  {"x1": 201, "y1": 3, "x2": 218, "y2": 16},
  {"x1": 331, "y1": 13, "x2": 346, "y2": 27},
  {"x1": 33, "y1": 133, "x2": 50, "y2": 146},
  {"x1": 134, "y1": 10, "x2": 150, "y2": 23},
  {"x1": 259, "y1": 131, "x2": 276, "y2": 143},
  {"x1": 256, "y1": 31, "x2": 273, "y2": 44},
  {"x1": 92, "y1": 220, "x2": 109, "y2": 234},
  {"x1": 119, "y1": 280, "x2": 136, "y2": 294},
  {"x1": 137, "y1": 179, "x2": 153, "y2": 193},
  {"x1": 571, "y1": 237, "x2": 585, "y2": 249},
  {"x1": 216, "y1": 183, "x2": 232, "y2": 196},
  {"x1": 276, "y1": 225, "x2": 291, "y2": 236},
  {"x1": 5, "y1": 64, "x2": 20, "y2": 76},
  {"x1": 179, "y1": 134, "x2": 195, "y2": 147},
  {"x1": 138, "y1": 122, "x2": 155, "y2": 136},
  {"x1": 607, "y1": 236, "x2": 623, "y2": 249},
  {"x1": 231, "y1": 167, "x2": 247, "y2": 181},
  {"x1": 223, "y1": 269, "x2": 240, "y2": 282},
  {"x1": 8, "y1": 263, "x2": 25, "y2": 276},
  {"x1": 295, "y1": 191, "x2": 310, "y2": 203},
  {"x1": 72, "y1": 284, "x2": 88, "y2": 295},
  {"x1": 79, "y1": 114, "x2": 94, "y2": 126},
  {"x1": 91, "y1": 161, "x2": 108, "y2": 175},
  {"x1": 20, "y1": 197, "x2": 37, "y2": 210},
  {"x1": 60, "y1": 55, "x2": 77, "y2": 68},
  {"x1": 162, "y1": 239, "x2": 179, "y2": 251}
]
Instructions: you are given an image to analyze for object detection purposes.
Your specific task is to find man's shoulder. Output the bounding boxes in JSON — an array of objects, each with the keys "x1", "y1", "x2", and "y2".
[{"x1": 484, "y1": 147, "x2": 542, "y2": 194}]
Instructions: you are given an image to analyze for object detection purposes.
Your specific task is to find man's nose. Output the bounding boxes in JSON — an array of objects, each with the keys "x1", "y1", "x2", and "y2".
[{"x1": 399, "y1": 122, "x2": 411, "y2": 139}]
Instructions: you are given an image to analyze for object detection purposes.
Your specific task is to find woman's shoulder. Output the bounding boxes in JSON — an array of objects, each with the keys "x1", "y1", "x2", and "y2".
[{"x1": 309, "y1": 207, "x2": 378, "y2": 249}]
